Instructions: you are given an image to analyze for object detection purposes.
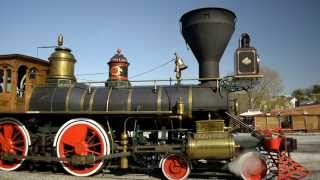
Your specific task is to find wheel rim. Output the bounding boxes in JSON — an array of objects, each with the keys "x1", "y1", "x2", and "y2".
[
  {"x1": 161, "y1": 154, "x2": 190, "y2": 180},
  {"x1": 56, "y1": 120, "x2": 108, "y2": 176},
  {"x1": 0, "y1": 119, "x2": 29, "y2": 171},
  {"x1": 241, "y1": 152, "x2": 267, "y2": 180}
]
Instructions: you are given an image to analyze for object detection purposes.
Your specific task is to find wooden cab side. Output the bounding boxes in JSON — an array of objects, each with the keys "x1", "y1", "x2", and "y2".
[{"x1": 0, "y1": 54, "x2": 49, "y2": 112}]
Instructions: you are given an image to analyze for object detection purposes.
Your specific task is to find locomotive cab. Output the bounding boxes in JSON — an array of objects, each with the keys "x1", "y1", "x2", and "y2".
[{"x1": 0, "y1": 54, "x2": 48, "y2": 112}]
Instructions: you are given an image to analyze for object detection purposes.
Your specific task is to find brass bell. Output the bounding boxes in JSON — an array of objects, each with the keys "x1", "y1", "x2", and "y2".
[
  {"x1": 174, "y1": 53, "x2": 188, "y2": 72},
  {"x1": 174, "y1": 53, "x2": 188, "y2": 82}
]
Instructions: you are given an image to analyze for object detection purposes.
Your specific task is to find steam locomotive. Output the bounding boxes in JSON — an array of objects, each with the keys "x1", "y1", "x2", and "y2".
[{"x1": 0, "y1": 7, "x2": 297, "y2": 180}]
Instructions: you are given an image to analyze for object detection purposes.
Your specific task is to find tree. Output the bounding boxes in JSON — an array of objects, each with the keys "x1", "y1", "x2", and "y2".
[
  {"x1": 247, "y1": 66, "x2": 284, "y2": 110},
  {"x1": 311, "y1": 84, "x2": 320, "y2": 103},
  {"x1": 292, "y1": 89, "x2": 306, "y2": 105},
  {"x1": 230, "y1": 66, "x2": 285, "y2": 113},
  {"x1": 292, "y1": 84, "x2": 320, "y2": 105}
]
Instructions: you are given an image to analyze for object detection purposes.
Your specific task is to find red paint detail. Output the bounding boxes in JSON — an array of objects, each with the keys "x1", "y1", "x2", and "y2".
[
  {"x1": 57, "y1": 122, "x2": 106, "y2": 176},
  {"x1": 162, "y1": 155, "x2": 189, "y2": 180},
  {"x1": 3, "y1": 124, "x2": 13, "y2": 139},
  {"x1": 264, "y1": 137, "x2": 282, "y2": 151},
  {"x1": 60, "y1": 124, "x2": 88, "y2": 147},
  {"x1": 74, "y1": 141, "x2": 89, "y2": 156},
  {"x1": 0, "y1": 121, "x2": 27, "y2": 170},
  {"x1": 278, "y1": 152, "x2": 310, "y2": 180},
  {"x1": 241, "y1": 154, "x2": 267, "y2": 180}
]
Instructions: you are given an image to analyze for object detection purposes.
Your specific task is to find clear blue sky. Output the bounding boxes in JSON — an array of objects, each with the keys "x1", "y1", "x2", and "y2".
[{"x1": 0, "y1": 0, "x2": 319, "y2": 94}]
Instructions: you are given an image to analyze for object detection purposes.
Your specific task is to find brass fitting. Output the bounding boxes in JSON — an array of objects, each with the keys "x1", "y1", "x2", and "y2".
[
  {"x1": 48, "y1": 34, "x2": 76, "y2": 84},
  {"x1": 120, "y1": 132, "x2": 128, "y2": 169},
  {"x1": 176, "y1": 97, "x2": 184, "y2": 119}
]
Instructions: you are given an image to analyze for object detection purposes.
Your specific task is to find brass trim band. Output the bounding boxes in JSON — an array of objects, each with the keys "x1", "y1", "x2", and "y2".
[
  {"x1": 80, "y1": 89, "x2": 88, "y2": 111},
  {"x1": 157, "y1": 87, "x2": 162, "y2": 111},
  {"x1": 127, "y1": 88, "x2": 133, "y2": 111},
  {"x1": 106, "y1": 87, "x2": 113, "y2": 111},
  {"x1": 188, "y1": 87, "x2": 192, "y2": 119},
  {"x1": 65, "y1": 85, "x2": 75, "y2": 112},
  {"x1": 50, "y1": 87, "x2": 58, "y2": 112},
  {"x1": 89, "y1": 88, "x2": 97, "y2": 111}
]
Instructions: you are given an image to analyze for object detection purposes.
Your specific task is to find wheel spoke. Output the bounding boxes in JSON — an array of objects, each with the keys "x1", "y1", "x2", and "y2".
[
  {"x1": 61, "y1": 124, "x2": 88, "y2": 147},
  {"x1": 0, "y1": 133, "x2": 5, "y2": 144},
  {"x1": 86, "y1": 132, "x2": 96, "y2": 143},
  {"x1": 88, "y1": 150, "x2": 101, "y2": 156},
  {"x1": 3, "y1": 124, "x2": 14, "y2": 139},
  {"x1": 88, "y1": 143, "x2": 101, "y2": 148},
  {"x1": 13, "y1": 146, "x2": 24, "y2": 153},
  {"x1": 12, "y1": 132, "x2": 20, "y2": 141},
  {"x1": 13, "y1": 139, "x2": 24, "y2": 145},
  {"x1": 63, "y1": 149, "x2": 74, "y2": 154}
]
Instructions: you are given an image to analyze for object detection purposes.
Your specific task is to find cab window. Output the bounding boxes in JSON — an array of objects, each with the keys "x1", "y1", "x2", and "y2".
[
  {"x1": 17, "y1": 65, "x2": 27, "y2": 97},
  {"x1": 29, "y1": 67, "x2": 38, "y2": 80},
  {"x1": 0, "y1": 69, "x2": 3, "y2": 93},
  {"x1": 6, "y1": 69, "x2": 11, "y2": 92},
  {"x1": 0, "y1": 66, "x2": 12, "y2": 93}
]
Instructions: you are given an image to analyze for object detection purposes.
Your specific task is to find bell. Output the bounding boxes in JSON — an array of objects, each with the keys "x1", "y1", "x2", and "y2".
[{"x1": 175, "y1": 53, "x2": 188, "y2": 72}]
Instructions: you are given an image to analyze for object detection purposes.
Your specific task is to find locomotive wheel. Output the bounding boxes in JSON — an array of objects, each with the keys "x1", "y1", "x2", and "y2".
[
  {"x1": 161, "y1": 154, "x2": 190, "y2": 180},
  {"x1": 240, "y1": 152, "x2": 267, "y2": 180},
  {"x1": 54, "y1": 118, "x2": 110, "y2": 176},
  {"x1": 0, "y1": 118, "x2": 30, "y2": 171}
]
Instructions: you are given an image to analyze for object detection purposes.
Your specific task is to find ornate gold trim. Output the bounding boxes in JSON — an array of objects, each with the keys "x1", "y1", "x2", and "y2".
[
  {"x1": 127, "y1": 88, "x2": 133, "y2": 111},
  {"x1": 157, "y1": 87, "x2": 162, "y2": 111},
  {"x1": 89, "y1": 88, "x2": 97, "y2": 111},
  {"x1": 106, "y1": 87, "x2": 113, "y2": 111},
  {"x1": 188, "y1": 87, "x2": 193, "y2": 119}
]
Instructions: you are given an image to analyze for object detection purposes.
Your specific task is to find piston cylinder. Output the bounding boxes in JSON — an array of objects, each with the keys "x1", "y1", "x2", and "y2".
[{"x1": 186, "y1": 132, "x2": 236, "y2": 159}]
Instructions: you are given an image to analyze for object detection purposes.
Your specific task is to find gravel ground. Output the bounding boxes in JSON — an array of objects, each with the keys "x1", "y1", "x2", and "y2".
[{"x1": 1, "y1": 133, "x2": 319, "y2": 180}]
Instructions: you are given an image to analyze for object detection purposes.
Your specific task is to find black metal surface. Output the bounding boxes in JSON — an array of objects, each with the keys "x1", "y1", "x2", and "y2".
[
  {"x1": 29, "y1": 86, "x2": 56, "y2": 111},
  {"x1": 68, "y1": 86, "x2": 87, "y2": 111},
  {"x1": 192, "y1": 86, "x2": 226, "y2": 111},
  {"x1": 109, "y1": 88, "x2": 130, "y2": 111},
  {"x1": 180, "y1": 8, "x2": 236, "y2": 84},
  {"x1": 131, "y1": 87, "x2": 157, "y2": 111},
  {"x1": 92, "y1": 87, "x2": 109, "y2": 111},
  {"x1": 51, "y1": 87, "x2": 68, "y2": 111}
]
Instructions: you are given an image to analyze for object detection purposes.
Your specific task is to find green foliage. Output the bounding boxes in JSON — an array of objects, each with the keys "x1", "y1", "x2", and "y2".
[{"x1": 292, "y1": 84, "x2": 320, "y2": 104}]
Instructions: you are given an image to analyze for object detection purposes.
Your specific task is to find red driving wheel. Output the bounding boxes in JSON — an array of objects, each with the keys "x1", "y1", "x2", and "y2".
[
  {"x1": 161, "y1": 154, "x2": 190, "y2": 180},
  {"x1": 55, "y1": 119, "x2": 110, "y2": 176},
  {"x1": 241, "y1": 152, "x2": 267, "y2": 180},
  {"x1": 0, "y1": 118, "x2": 29, "y2": 171}
]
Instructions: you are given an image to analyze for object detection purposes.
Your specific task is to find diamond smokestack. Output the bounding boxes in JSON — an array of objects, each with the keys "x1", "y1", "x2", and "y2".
[{"x1": 180, "y1": 8, "x2": 236, "y2": 86}]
